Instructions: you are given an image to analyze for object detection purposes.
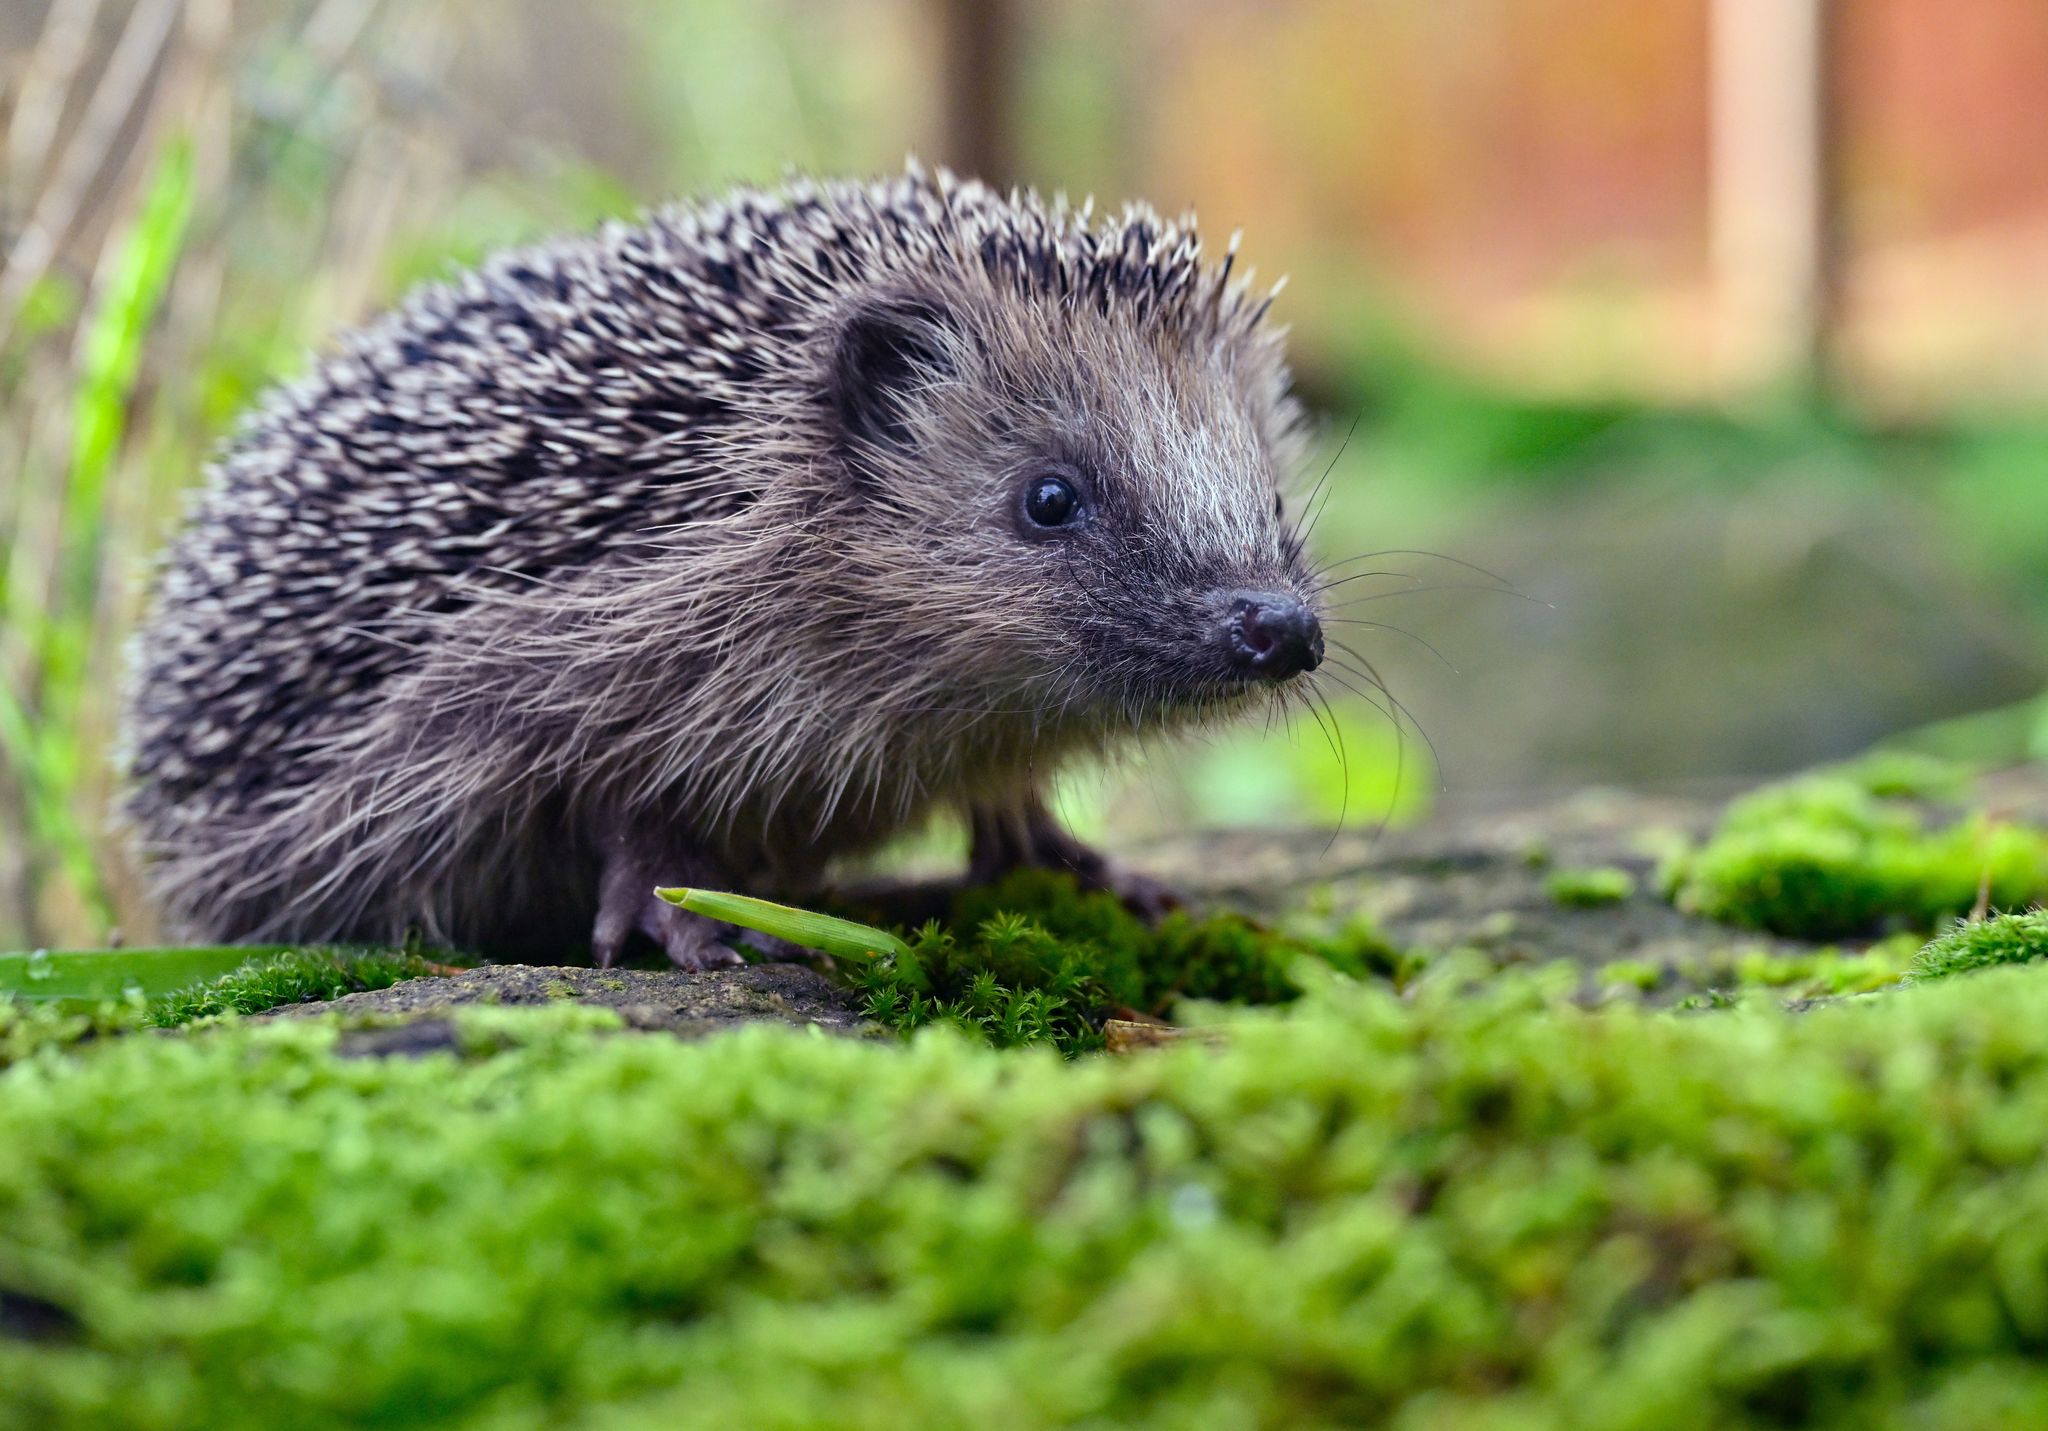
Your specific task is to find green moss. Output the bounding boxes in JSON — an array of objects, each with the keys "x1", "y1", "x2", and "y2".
[
  {"x1": 1546, "y1": 865, "x2": 1636, "y2": 908},
  {"x1": 847, "y1": 871, "x2": 1383, "y2": 1055},
  {"x1": 0, "y1": 996, "x2": 141, "y2": 1070},
  {"x1": 1596, "y1": 957, "x2": 1662, "y2": 992},
  {"x1": 13, "y1": 967, "x2": 2048, "y2": 1425},
  {"x1": 1910, "y1": 911, "x2": 2048, "y2": 983},
  {"x1": 1666, "y1": 759, "x2": 2048, "y2": 940},
  {"x1": 142, "y1": 947, "x2": 448, "y2": 1027},
  {"x1": 1847, "y1": 749, "x2": 1975, "y2": 801},
  {"x1": 1723, "y1": 938, "x2": 1919, "y2": 997},
  {"x1": 1638, "y1": 937, "x2": 1916, "y2": 1004}
]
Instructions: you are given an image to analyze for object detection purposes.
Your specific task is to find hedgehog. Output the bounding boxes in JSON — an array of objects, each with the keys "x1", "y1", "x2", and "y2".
[{"x1": 121, "y1": 162, "x2": 1332, "y2": 969}]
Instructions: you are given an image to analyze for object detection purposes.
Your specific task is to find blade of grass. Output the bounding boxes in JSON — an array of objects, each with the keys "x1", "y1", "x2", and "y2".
[
  {"x1": 0, "y1": 944, "x2": 290, "y2": 1009},
  {"x1": 55, "y1": 131, "x2": 194, "y2": 678},
  {"x1": 655, "y1": 888, "x2": 910, "y2": 960},
  {"x1": 5, "y1": 134, "x2": 195, "y2": 930}
]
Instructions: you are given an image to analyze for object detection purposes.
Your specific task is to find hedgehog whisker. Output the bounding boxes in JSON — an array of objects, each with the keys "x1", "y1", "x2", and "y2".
[
  {"x1": 1295, "y1": 413, "x2": 1360, "y2": 553},
  {"x1": 1328, "y1": 581, "x2": 1549, "y2": 608},
  {"x1": 1321, "y1": 619, "x2": 1458, "y2": 671},
  {"x1": 1311, "y1": 569, "x2": 1425, "y2": 597},
  {"x1": 1320, "y1": 658, "x2": 1443, "y2": 794},
  {"x1": 1294, "y1": 682, "x2": 1348, "y2": 853},
  {"x1": 1314, "y1": 547, "x2": 1520, "y2": 589}
]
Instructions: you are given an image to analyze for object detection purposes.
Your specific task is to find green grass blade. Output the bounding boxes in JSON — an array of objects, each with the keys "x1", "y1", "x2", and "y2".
[
  {"x1": 3, "y1": 135, "x2": 197, "y2": 935},
  {"x1": 0, "y1": 945, "x2": 289, "y2": 1008},
  {"x1": 64, "y1": 134, "x2": 194, "y2": 596},
  {"x1": 655, "y1": 888, "x2": 910, "y2": 960}
]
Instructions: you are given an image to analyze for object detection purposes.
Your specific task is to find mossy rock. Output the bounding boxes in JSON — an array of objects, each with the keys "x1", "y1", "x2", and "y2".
[
  {"x1": 13, "y1": 964, "x2": 2048, "y2": 1424},
  {"x1": 201, "y1": 764, "x2": 2045, "y2": 1045},
  {"x1": 262, "y1": 962, "x2": 869, "y2": 1042},
  {"x1": 10, "y1": 763, "x2": 2048, "y2": 1422}
]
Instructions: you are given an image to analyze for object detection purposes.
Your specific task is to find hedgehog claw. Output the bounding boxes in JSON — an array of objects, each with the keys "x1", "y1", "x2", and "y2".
[
  {"x1": 651, "y1": 908, "x2": 747, "y2": 972},
  {"x1": 592, "y1": 837, "x2": 745, "y2": 971}
]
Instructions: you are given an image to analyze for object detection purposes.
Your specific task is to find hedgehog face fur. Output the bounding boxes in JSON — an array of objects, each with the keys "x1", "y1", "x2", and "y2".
[
  {"x1": 819, "y1": 278, "x2": 1317, "y2": 732},
  {"x1": 122, "y1": 163, "x2": 1332, "y2": 967}
]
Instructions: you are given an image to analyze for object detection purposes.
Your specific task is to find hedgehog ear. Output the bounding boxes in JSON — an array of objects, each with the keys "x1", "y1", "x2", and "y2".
[{"x1": 828, "y1": 295, "x2": 957, "y2": 459}]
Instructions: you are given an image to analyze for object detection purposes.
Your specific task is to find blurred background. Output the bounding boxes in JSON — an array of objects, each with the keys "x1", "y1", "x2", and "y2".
[{"x1": 5, "y1": 0, "x2": 2048, "y2": 948}]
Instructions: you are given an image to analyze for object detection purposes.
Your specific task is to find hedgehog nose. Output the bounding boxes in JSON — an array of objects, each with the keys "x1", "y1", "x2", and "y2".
[{"x1": 1223, "y1": 592, "x2": 1323, "y2": 680}]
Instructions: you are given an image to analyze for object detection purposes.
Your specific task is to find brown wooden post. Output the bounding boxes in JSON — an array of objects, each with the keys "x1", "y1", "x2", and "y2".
[
  {"x1": 932, "y1": 0, "x2": 1019, "y2": 190},
  {"x1": 1710, "y1": 0, "x2": 1845, "y2": 396}
]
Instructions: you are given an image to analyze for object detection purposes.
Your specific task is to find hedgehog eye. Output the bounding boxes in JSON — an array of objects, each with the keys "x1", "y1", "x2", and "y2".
[
  {"x1": 1022, "y1": 474, "x2": 1083, "y2": 530},
  {"x1": 1273, "y1": 492, "x2": 1285, "y2": 520}
]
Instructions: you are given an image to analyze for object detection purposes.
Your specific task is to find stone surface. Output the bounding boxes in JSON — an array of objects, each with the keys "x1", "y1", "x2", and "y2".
[
  {"x1": 1145, "y1": 783, "x2": 1758, "y2": 968},
  {"x1": 856, "y1": 782, "x2": 1795, "y2": 975},
  {"x1": 269, "y1": 766, "x2": 2048, "y2": 1036},
  {"x1": 269, "y1": 963, "x2": 868, "y2": 1051},
  {"x1": 1143, "y1": 765, "x2": 2048, "y2": 969}
]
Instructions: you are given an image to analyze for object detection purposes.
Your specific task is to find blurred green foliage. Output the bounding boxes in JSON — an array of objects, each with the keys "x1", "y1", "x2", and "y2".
[
  {"x1": 0, "y1": 940, "x2": 281, "y2": 1009},
  {"x1": 1, "y1": 138, "x2": 193, "y2": 928},
  {"x1": 1546, "y1": 865, "x2": 1637, "y2": 908}
]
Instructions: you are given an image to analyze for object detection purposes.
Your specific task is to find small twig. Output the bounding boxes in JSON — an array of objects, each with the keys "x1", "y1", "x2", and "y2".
[
  {"x1": 1970, "y1": 809, "x2": 2012, "y2": 924},
  {"x1": 1102, "y1": 1019, "x2": 1226, "y2": 1053}
]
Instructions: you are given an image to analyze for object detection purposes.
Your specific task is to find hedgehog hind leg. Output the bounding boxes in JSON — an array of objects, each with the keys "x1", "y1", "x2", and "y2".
[
  {"x1": 591, "y1": 836, "x2": 745, "y2": 971},
  {"x1": 967, "y1": 794, "x2": 1181, "y2": 921}
]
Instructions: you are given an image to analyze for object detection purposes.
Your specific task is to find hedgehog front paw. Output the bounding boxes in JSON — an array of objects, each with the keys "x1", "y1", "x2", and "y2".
[
  {"x1": 592, "y1": 882, "x2": 747, "y2": 972},
  {"x1": 592, "y1": 837, "x2": 746, "y2": 971},
  {"x1": 654, "y1": 906, "x2": 750, "y2": 972}
]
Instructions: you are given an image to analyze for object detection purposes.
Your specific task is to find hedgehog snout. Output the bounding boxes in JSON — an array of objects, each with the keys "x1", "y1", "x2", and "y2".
[{"x1": 1220, "y1": 591, "x2": 1323, "y2": 681}]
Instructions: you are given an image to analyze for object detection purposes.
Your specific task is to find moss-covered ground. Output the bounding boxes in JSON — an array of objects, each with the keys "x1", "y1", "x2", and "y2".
[
  {"x1": 13, "y1": 958, "x2": 2048, "y2": 1427},
  {"x1": 10, "y1": 762, "x2": 2048, "y2": 1427},
  {"x1": 1545, "y1": 865, "x2": 1637, "y2": 908}
]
